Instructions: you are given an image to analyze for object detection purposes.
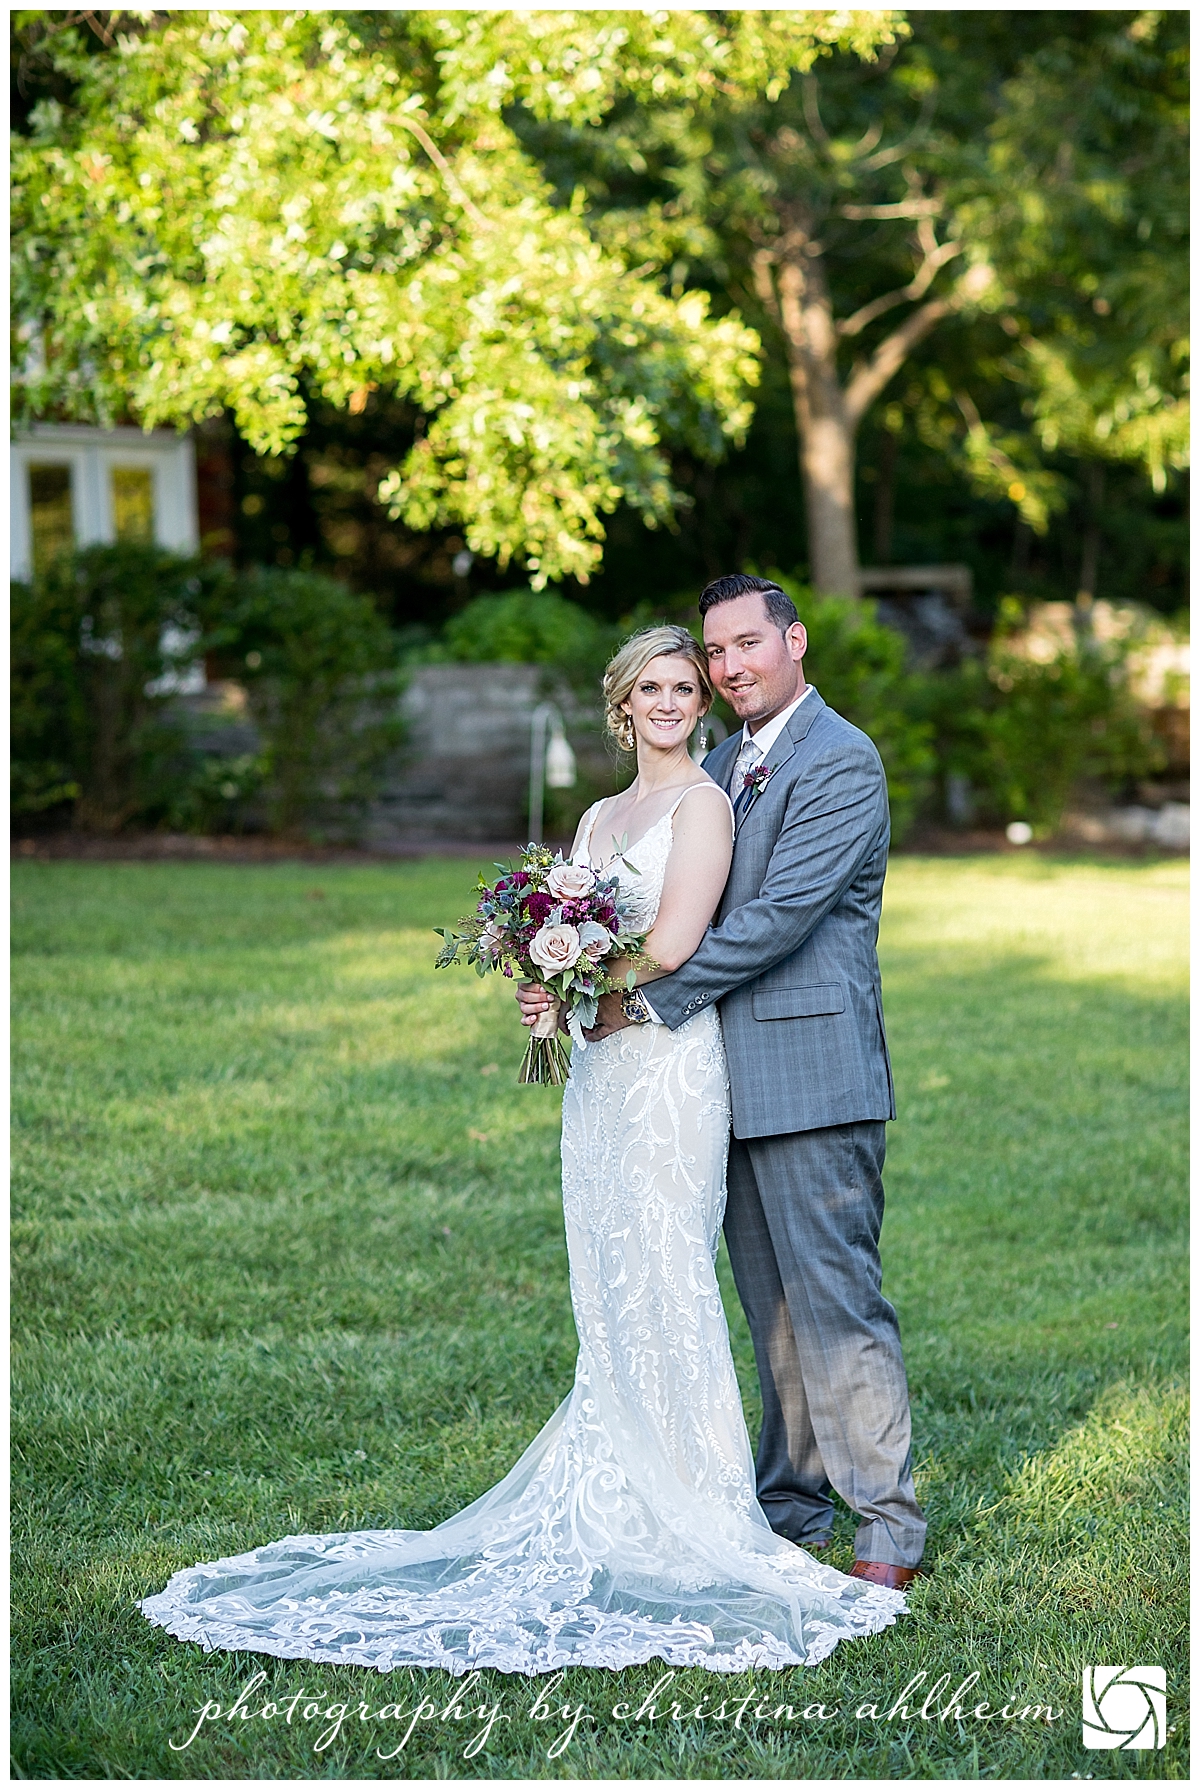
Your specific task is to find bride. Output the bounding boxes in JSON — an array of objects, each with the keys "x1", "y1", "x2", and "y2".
[{"x1": 139, "y1": 625, "x2": 905, "y2": 1674}]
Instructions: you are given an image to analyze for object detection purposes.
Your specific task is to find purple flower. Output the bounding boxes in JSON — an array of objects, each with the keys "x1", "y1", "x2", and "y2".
[
  {"x1": 741, "y1": 761, "x2": 775, "y2": 798},
  {"x1": 526, "y1": 891, "x2": 554, "y2": 927}
]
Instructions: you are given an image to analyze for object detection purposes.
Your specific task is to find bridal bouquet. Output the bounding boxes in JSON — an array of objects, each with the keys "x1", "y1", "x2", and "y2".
[{"x1": 435, "y1": 843, "x2": 655, "y2": 1085}]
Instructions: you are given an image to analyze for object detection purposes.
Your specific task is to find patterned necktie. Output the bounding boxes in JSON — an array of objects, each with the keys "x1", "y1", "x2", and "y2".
[{"x1": 730, "y1": 737, "x2": 763, "y2": 821}]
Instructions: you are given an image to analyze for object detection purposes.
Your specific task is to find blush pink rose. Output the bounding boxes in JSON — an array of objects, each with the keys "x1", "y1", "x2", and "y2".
[
  {"x1": 577, "y1": 921, "x2": 613, "y2": 961},
  {"x1": 529, "y1": 922, "x2": 582, "y2": 974},
  {"x1": 546, "y1": 861, "x2": 596, "y2": 901}
]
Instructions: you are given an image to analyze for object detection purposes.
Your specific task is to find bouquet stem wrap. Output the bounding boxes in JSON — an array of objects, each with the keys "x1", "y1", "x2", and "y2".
[{"x1": 519, "y1": 997, "x2": 570, "y2": 1086}]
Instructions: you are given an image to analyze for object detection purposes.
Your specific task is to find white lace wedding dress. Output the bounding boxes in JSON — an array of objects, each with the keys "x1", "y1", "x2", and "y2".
[{"x1": 139, "y1": 789, "x2": 905, "y2": 1673}]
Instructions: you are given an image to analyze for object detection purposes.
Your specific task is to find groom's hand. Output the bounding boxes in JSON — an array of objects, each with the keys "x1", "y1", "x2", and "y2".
[{"x1": 583, "y1": 990, "x2": 630, "y2": 1043}]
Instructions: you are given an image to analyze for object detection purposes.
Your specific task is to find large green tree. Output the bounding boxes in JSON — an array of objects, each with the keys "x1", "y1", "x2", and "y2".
[
  {"x1": 506, "y1": 9, "x2": 1187, "y2": 596},
  {"x1": 11, "y1": 7, "x2": 897, "y2": 587}
]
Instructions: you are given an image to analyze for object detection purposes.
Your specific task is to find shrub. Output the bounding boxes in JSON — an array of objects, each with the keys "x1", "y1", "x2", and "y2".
[
  {"x1": 11, "y1": 569, "x2": 86, "y2": 821},
  {"x1": 12, "y1": 549, "x2": 405, "y2": 839},
  {"x1": 920, "y1": 600, "x2": 1165, "y2": 833},
  {"x1": 163, "y1": 751, "x2": 271, "y2": 835},
  {"x1": 11, "y1": 543, "x2": 227, "y2": 830},
  {"x1": 769, "y1": 576, "x2": 936, "y2": 840},
  {"x1": 208, "y1": 565, "x2": 405, "y2": 836},
  {"x1": 438, "y1": 588, "x2": 612, "y2": 688}
]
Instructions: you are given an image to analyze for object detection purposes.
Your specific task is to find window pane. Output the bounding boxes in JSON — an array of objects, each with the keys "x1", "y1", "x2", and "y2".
[
  {"x1": 28, "y1": 463, "x2": 74, "y2": 578},
  {"x1": 111, "y1": 465, "x2": 155, "y2": 542}
]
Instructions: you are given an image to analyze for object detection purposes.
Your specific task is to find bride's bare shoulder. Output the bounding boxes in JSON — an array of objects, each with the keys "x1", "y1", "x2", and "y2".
[
  {"x1": 677, "y1": 774, "x2": 733, "y2": 809},
  {"x1": 672, "y1": 777, "x2": 735, "y2": 837}
]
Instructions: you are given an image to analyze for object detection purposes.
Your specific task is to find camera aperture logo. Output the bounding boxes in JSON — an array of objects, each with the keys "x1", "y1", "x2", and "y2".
[{"x1": 1082, "y1": 1667, "x2": 1166, "y2": 1749}]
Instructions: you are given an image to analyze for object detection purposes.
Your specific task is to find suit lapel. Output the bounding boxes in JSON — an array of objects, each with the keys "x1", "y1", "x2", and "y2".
[
  {"x1": 732, "y1": 687, "x2": 826, "y2": 839},
  {"x1": 703, "y1": 732, "x2": 742, "y2": 793}
]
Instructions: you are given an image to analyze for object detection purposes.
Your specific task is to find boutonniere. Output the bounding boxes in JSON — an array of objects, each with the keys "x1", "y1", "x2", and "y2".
[{"x1": 741, "y1": 760, "x2": 776, "y2": 799}]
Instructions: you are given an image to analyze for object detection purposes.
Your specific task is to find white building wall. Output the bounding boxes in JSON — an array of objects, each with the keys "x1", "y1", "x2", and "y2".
[{"x1": 10, "y1": 423, "x2": 199, "y2": 579}]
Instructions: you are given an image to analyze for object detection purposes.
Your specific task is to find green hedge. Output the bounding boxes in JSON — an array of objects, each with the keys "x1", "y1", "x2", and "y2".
[
  {"x1": 918, "y1": 606, "x2": 1164, "y2": 834},
  {"x1": 12, "y1": 544, "x2": 227, "y2": 831},
  {"x1": 411, "y1": 587, "x2": 613, "y2": 695},
  {"x1": 207, "y1": 564, "x2": 404, "y2": 835},
  {"x1": 12, "y1": 547, "x2": 402, "y2": 838}
]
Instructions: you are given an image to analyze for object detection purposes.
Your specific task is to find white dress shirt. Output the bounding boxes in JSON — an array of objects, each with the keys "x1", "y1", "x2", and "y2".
[
  {"x1": 640, "y1": 683, "x2": 811, "y2": 1025},
  {"x1": 734, "y1": 684, "x2": 812, "y2": 772}
]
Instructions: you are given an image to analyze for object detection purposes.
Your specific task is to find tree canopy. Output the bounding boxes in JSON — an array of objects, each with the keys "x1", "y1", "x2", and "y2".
[
  {"x1": 12, "y1": 9, "x2": 1186, "y2": 605},
  {"x1": 977, "y1": 11, "x2": 1188, "y2": 494},
  {"x1": 12, "y1": 8, "x2": 898, "y2": 584}
]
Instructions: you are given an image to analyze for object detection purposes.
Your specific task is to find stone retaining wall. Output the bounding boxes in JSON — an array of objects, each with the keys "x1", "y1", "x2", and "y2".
[
  {"x1": 175, "y1": 663, "x2": 609, "y2": 844},
  {"x1": 367, "y1": 663, "x2": 606, "y2": 845}
]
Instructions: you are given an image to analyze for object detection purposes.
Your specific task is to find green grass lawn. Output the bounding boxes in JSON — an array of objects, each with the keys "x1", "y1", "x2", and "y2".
[{"x1": 11, "y1": 852, "x2": 1187, "y2": 1780}]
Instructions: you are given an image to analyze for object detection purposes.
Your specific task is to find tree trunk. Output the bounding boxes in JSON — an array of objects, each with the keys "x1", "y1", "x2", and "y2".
[
  {"x1": 795, "y1": 389, "x2": 860, "y2": 597},
  {"x1": 756, "y1": 208, "x2": 956, "y2": 599},
  {"x1": 774, "y1": 232, "x2": 861, "y2": 597}
]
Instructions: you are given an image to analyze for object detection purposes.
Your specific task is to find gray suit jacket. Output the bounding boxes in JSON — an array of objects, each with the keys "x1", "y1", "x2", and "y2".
[{"x1": 648, "y1": 688, "x2": 896, "y2": 1139}]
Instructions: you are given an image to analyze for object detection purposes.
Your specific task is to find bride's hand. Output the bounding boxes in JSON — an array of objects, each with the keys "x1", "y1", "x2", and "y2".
[
  {"x1": 517, "y1": 981, "x2": 569, "y2": 1034},
  {"x1": 516, "y1": 981, "x2": 551, "y2": 1029}
]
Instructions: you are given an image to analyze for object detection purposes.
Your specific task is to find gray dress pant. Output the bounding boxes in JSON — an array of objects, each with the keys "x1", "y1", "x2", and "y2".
[{"x1": 724, "y1": 1120, "x2": 926, "y2": 1568}]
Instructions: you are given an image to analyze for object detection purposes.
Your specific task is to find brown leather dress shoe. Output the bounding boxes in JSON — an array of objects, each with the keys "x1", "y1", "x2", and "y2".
[{"x1": 849, "y1": 1559, "x2": 922, "y2": 1589}]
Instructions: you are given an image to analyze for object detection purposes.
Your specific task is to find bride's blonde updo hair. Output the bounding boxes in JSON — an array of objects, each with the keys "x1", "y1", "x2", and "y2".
[{"x1": 602, "y1": 624, "x2": 714, "y2": 753}]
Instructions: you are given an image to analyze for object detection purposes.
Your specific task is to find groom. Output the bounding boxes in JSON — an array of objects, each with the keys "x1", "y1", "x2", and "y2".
[{"x1": 521, "y1": 573, "x2": 925, "y2": 1586}]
